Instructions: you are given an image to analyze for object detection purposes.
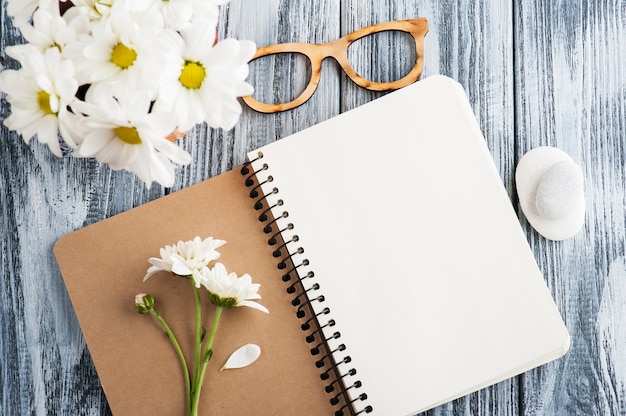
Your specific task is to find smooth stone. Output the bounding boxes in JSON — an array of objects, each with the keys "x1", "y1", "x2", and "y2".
[
  {"x1": 535, "y1": 160, "x2": 584, "y2": 220},
  {"x1": 515, "y1": 146, "x2": 586, "y2": 241}
]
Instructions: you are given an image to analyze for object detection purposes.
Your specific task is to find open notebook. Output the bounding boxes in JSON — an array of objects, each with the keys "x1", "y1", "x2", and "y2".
[{"x1": 54, "y1": 75, "x2": 569, "y2": 416}]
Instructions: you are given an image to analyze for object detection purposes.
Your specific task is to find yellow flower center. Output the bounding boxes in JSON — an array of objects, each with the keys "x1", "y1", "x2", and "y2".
[
  {"x1": 111, "y1": 42, "x2": 137, "y2": 69},
  {"x1": 37, "y1": 91, "x2": 55, "y2": 115},
  {"x1": 114, "y1": 126, "x2": 142, "y2": 145},
  {"x1": 179, "y1": 61, "x2": 206, "y2": 89}
]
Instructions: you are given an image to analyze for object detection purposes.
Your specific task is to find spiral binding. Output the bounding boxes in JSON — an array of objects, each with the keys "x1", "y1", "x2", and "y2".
[{"x1": 242, "y1": 153, "x2": 373, "y2": 416}]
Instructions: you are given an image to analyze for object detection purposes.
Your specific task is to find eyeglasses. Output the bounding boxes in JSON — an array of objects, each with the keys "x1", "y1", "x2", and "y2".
[{"x1": 242, "y1": 18, "x2": 429, "y2": 113}]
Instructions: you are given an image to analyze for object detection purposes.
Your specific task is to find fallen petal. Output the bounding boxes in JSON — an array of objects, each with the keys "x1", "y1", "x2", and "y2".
[{"x1": 219, "y1": 344, "x2": 261, "y2": 372}]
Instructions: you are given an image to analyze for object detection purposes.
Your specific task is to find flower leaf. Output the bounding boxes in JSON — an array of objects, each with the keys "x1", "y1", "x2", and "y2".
[{"x1": 219, "y1": 344, "x2": 261, "y2": 372}]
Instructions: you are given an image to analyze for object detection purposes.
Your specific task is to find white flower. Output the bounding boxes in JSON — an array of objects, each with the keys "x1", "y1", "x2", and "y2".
[
  {"x1": 64, "y1": 1, "x2": 164, "y2": 95},
  {"x1": 71, "y1": 86, "x2": 192, "y2": 187},
  {"x1": 7, "y1": 0, "x2": 52, "y2": 27},
  {"x1": 69, "y1": 0, "x2": 115, "y2": 21},
  {"x1": 154, "y1": 20, "x2": 255, "y2": 131},
  {"x1": 144, "y1": 236, "x2": 227, "y2": 283},
  {"x1": 198, "y1": 263, "x2": 269, "y2": 313},
  {"x1": 0, "y1": 45, "x2": 79, "y2": 156},
  {"x1": 2, "y1": 0, "x2": 252, "y2": 187},
  {"x1": 149, "y1": 0, "x2": 229, "y2": 31},
  {"x1": 219, "y1": 344, "x2": 261, "y2": 372},
  {"x1": 18, "y1": 3, "x2": 90, "y2": 55}
]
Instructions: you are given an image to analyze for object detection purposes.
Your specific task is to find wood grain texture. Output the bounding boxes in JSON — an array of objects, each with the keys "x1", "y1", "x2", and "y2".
[
  {"x1": 0, "y1": 0, "x2": 624, "y2": 415},
  {"x1": 514, "y1": 1, "x2": 626, "y2": 415}
]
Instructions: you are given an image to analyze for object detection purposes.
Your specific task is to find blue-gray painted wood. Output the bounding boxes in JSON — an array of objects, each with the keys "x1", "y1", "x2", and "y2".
[
  {"x1": 514, "y1": 1, "x2": 626, "y2": 415},
  {"x1": 1, "y1": 0, "x2": 624, "y2": 415}
]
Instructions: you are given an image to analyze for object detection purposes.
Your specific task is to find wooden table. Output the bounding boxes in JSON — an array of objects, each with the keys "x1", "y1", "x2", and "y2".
[{"x1": 1, "y1": 1, "x2": 624, "y2": 415}]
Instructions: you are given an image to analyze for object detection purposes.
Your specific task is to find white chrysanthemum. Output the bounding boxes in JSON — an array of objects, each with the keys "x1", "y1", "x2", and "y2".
[
  {"x1": 18, "y1": 3, "x2": 90, "y2": 56},
  {"x1": 144, "y1": 236, "x2": 227, "y2": 284},
  {"x1": 0, "y1": 45, "x2": 79, "y2": 156},
  {"x1": 64, "y1": 2, "x2": 164, "y2": 95},
  {"x1": 7, "y1": 0, "x2": 54, "y2": 27},
  {"x1": 71, "y1": 87, "x2": 191, "y2": 187},
  {"x1": 198, "y1": 263, "x2": 269, "y2": 313},
  {"x1": 154, "y1": 20, "x2": 255, "y2": 131},
  {"x1": 69, "y1": 0, "x2": 115, "y2": 21},
  {"x1": 148, "y1": 0, "x2": 229, "y2": 31}
]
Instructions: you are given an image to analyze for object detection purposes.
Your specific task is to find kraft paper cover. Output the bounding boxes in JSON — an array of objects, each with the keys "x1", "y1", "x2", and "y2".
[{"x1": 54, "y1": 169, "x2": 338, "y2": 416}]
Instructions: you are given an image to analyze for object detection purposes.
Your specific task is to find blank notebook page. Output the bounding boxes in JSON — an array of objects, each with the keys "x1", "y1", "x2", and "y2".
[{"x1": 249, "y1": 75, "x2": 569, "y2": 416}]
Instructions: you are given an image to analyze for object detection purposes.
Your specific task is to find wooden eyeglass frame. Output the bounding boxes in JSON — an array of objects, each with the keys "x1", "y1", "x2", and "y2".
[{"x1": 242, "y1": 17, "x2": 429, "y2": 113}]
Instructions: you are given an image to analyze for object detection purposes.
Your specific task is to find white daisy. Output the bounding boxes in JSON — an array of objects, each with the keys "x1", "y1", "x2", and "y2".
[
  {"x1": 69, "y1": 0, "x2": 115, "y2": 21},
  {"x1": 64, "y1": 1, "x2": 164, "y2": 95},
  {"x1": 0, "y1": 45, "x2": 79, "y2": 156},
  {"x1": 6, "y1": 0, "x2": 52, "y2": 27},
  {"x1": 198, "y1": 263, "x2": 269, "y2": 313},
  {"x1": 71, "y1": 87, "x2": 191, "y2": 187},
  {"x1": 18, "y1": 3, "x2": 90, "y2": 55},
  {"x1": 143, "y1": 236, "x2": 227, "y2": 284},
  {"x1": 148, "y1": 0, "x2": 229, "y2": 31},
  {"x1": 154, "y1": 20, "x2": 255, "y2": 131}
]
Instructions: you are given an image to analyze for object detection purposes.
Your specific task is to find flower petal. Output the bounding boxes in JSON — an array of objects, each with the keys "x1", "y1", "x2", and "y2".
[
  {"x1": 237, "y1": 300, "x2": 269, "y2": 314},
  {"x1": 219, "y1": 344, "x2": 261, "y2": 372}
]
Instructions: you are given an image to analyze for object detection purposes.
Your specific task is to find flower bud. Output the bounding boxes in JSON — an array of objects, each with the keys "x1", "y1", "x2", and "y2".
[{"x1": 135, "y1": 293, "x2": 155, "y2": 314}]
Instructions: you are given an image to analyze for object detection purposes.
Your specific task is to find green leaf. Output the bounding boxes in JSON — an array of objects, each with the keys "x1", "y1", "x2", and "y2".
[{"x1": 204, "y1": 348, "x2": 213, "y2": 363}]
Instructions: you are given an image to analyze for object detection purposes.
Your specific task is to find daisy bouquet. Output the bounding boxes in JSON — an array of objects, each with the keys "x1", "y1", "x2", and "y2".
[
  {"x1": 136, "y1": 236, "x2": 268, "y2": 416},
  {"x1": 0, "y1": 0, "x2": 255, "y2": 187}
]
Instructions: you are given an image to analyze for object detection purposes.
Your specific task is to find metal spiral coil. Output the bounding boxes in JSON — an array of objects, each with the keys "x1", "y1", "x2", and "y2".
[{"x1": 242, "y1": 153, "x2": 373, "y2": 415}]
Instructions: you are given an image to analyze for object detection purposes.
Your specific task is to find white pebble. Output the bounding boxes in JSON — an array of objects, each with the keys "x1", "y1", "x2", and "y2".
[
  {"x1": 515, "y1": 147, "x2": 585, "y2": 241},
  {"x1": 535, "y1": 160, "x2": 584, "y2": 220}
]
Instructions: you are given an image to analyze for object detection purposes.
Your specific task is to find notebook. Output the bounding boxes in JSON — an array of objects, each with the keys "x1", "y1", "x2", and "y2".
[{"x1": 54, "y1": 75, "x2": 570, "y2": 416}]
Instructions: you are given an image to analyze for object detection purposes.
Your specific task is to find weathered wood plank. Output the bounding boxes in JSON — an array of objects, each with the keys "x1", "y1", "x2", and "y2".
[
  {"x1": 1, "y1": 3, "x2": 114, "y2": 414},
  {"x1": 513, "y1": 0, "x2": 626, "y2": 415}
]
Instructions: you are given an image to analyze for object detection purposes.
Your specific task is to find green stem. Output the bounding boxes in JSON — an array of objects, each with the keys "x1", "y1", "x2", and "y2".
[
  {"x1": 192, "y1": 285, "x2": 203, "y2": 389},
  {"x1": 149, "y1": 309, "x2": 191, "y2": 414},
  {"x1": 190, "y1": 306, "x2": 224, "y2": 416}
]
